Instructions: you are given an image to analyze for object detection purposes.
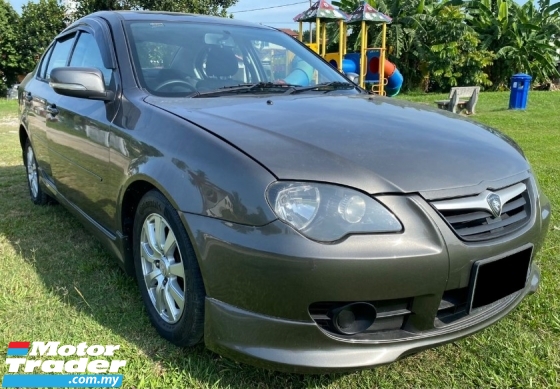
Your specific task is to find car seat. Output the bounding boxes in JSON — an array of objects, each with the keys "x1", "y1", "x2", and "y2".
[{"x1": 196, "y1": 47, "x2": 240, "y2": 91}]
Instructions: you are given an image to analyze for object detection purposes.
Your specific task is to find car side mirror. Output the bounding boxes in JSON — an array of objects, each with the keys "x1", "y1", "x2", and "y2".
[
  {"x1": 50, "y1": 67, "x2": 114, "y2": 101},
  {"x1": 344, "y1": 72, "x2": 359, "y2": 85}
]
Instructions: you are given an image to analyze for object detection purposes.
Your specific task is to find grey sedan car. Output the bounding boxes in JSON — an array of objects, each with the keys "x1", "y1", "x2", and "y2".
[{"x1": 18, "y1": 11, "x2": 550, "y2": 373}]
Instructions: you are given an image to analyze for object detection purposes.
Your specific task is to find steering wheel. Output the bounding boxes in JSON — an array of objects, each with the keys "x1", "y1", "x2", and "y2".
[{"x1": 154, "y1": 79, "x2": 197, "y2": 93}]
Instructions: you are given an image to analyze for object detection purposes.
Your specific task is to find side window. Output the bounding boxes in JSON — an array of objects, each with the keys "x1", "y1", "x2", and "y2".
[
  {"x1": 46, "y1": 35, "x2": 76, "y2": 80},
  {"x1": 250, "y1": 40, "x2": 324, "y2": 86},
  {"x1": 70, "y1": 32, "x2": 113, "y2": 87},
  {"x1": 37, "y1": 45, "x2": 54, "y2": 79}
]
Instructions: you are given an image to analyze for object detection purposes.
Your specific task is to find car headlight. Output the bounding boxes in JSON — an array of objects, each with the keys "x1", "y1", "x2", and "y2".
[{"x1": 266, "y1": 182, "x2": 402, "y2": 242}]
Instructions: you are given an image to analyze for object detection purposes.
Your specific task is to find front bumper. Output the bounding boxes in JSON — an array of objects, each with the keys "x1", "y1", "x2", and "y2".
[
  {"x1": 180, "y1": 190, "x2": 550, "y2": 373},
  {"x1": 204, "y1": 265, "x2": 539, "y2": 373}
]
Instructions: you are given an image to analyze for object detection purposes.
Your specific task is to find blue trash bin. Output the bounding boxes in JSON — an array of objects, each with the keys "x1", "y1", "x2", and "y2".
[{"x1": 509, "y1": 73, "x2": 532, "y2": 110}]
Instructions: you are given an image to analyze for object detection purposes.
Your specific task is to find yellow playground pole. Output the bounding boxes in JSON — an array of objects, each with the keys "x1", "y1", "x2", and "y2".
[
  {"x1": 359, "y1": 20, "x2": 366, "y2": 88},
  {"x1": 298, "y1": 21, "x2": 303, "y2": 42},
  {"x1": 379, "y1": 23, "x2": 387, "y2": 96},
  {"x1": 338, "y1": 20, "x2": 344, "y2": 72},
  {"x1": 316, "y1": 18, "x2": 321, "y2": 53},
  {"x1": 321, "y1": 22, "x2": 327, "y2": 57},
  {"x1": 343, "y1": 22, "x2": 348, "y2": 55},
  {"x1": 364, "y1": 24, "x2": 368, "y2": 81}
]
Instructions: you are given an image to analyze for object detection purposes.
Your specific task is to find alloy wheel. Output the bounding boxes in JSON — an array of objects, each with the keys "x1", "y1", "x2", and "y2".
[
  {"x1": 26, "y1": 145, "x2": 39, "y2": 198},
  {"x1": 140, "y1": 213, "x2": 186, "y2": 324}
]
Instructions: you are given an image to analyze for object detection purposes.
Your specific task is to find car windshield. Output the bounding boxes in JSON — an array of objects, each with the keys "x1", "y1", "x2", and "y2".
[{"x1": 125, "y1": 21, "x2": 356, "y2": 97}]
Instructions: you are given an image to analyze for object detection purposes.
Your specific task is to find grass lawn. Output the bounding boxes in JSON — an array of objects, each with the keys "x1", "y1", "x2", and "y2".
[{"x1": 0, "y1": 92, "x2": 558, "y2": 388}]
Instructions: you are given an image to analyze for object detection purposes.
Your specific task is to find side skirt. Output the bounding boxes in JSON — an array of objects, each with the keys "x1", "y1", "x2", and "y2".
[{"x1": 39, "y1": 170, "x2": 131, "y2": 275}]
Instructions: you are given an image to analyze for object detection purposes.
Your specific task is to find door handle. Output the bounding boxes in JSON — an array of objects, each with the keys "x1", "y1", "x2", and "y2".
[{"x1": 47, "y1": 105, "x2": 59, "y2": 116}]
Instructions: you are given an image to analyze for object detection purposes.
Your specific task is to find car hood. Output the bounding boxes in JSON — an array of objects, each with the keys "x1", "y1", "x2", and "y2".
[{"x1": 145, "y1": 94, "x2": 529, "y2": 197}]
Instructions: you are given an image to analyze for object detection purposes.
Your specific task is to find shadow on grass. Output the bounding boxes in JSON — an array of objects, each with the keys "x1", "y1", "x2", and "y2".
[
  {"x1": 0, "y1": 165, "x2": 345, "y2": 388},
  {"x1": 483, "y1": 108, "x2": 510, "y2": 113}
]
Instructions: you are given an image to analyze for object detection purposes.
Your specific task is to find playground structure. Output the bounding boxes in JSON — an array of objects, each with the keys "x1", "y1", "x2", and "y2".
[{"x1": 294, "y1": 0, "x2": 403, "y2": 97}]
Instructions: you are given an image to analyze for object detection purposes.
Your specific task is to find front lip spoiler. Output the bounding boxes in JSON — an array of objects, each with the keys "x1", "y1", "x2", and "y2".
[{"x1": 203, "y1": 264, "x2": 540, "y2": 374}]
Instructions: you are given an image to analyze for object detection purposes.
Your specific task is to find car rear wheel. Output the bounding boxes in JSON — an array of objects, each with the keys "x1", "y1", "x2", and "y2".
[
  {"x1": 24, "y1": 139, "x2": 50, "y2": 205},
  {"x1": 133, "y1": 190, "x2": 205, "y2": 346}
]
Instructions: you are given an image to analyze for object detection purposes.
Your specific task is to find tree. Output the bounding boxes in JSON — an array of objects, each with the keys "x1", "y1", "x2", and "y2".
[
  {"x1": 301, "y1": 28, "x2": 318, "y2": 44},
  {"x1": 17, "y1": 0, "x2": 67, "y2": 75},
  {"x1": 0, "y1": 0, "x2": 20, "y2": 93},
  {"x1": 426, "y1": 2, "x2": 494, "y2": 91},
  {"x1": 75, "y1": 0, "x2": 238, "y2": 19},
  {"x1": 139, "y1": 0, "x2": 237, "y2": 16},
  {"x1": 75, "y1": 0, "x2": 135, "y2": 18},
  {"x1": 464, "y1": 0, "x2": 560, "y2": 87}
]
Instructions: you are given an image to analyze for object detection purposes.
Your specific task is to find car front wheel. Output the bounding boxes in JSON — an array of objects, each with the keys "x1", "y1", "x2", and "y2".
[{"x1": 133, "y1": 190, "x2": 205, "y2": 346}]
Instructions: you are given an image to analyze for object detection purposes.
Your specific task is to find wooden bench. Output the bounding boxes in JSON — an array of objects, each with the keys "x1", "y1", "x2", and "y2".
[{"x1": 435, "y1": 86, "x2": 480, "y2": 115}]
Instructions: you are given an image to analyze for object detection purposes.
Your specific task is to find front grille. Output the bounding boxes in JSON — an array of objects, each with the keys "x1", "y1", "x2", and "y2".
[{"x1": 431, "y1": 182, "x2": 531, "y2": 241}]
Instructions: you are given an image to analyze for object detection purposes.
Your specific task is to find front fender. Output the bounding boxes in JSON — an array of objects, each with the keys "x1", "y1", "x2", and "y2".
[{"x1": 115, "y1": 113, "x2": 278, "y2": 229}]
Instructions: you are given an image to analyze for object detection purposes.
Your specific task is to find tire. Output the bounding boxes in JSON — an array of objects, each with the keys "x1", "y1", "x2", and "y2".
[
  {"x1": 133, "y1": 190, "x2": 205, "y2": 346},
  {"x1": 24, "y1": 139, "x2": 50, "y2": 205}
]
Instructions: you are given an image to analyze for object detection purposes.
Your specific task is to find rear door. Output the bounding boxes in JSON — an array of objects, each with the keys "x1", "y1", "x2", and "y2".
[
  {"x1": 22, "y1": 43, "x2": 61, "y2": 180},
  {"x1": 46, "y1": 26, "x2": 120, "y2": 231}
]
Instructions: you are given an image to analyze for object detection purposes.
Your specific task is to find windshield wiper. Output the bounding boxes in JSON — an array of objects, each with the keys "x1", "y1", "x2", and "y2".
[
  {"x1": 284, "y1": 82, "x2": 357, "y2": 95},
  {"x1": 193, "y1": 82, "x2": 301, "y2": 98},
  {"x1": 192, "y1": 81, "x2": 357, "y2": 98}
]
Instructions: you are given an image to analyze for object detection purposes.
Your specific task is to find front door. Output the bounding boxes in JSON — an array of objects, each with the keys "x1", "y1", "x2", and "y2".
[{"x1": 45, "y1": 30, "x2": 120, "y2": 231}]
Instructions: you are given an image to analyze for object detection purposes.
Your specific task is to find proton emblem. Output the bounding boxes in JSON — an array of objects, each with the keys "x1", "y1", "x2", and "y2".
[{"x1": 486, "y1": 193, "x2": 502, "y2": 218}]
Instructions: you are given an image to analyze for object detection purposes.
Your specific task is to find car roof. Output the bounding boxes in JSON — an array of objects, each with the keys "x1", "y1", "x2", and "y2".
[{"x1": 85, "y1": 10, "x2": 273, "y2": 30}]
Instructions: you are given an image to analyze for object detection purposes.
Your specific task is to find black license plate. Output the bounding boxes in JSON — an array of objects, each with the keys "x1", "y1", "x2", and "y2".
[{"x1": 469, "y1": 246, "x2": 533, "y2": 311}]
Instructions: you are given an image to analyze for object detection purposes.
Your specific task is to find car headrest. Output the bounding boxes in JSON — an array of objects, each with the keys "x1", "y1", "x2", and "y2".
[{"x1": 205, "y1": 47, "x2": 238, "y2": 78}]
